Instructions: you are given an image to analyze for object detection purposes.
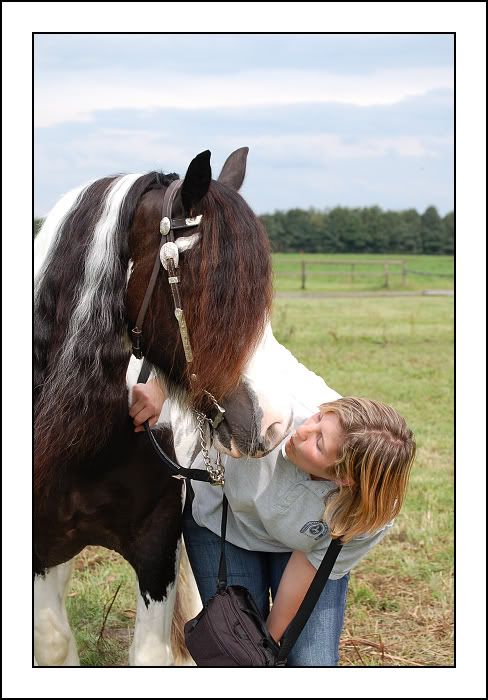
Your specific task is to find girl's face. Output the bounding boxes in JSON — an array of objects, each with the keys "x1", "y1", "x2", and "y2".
[{"x1": 285, "y1": 412, "x2": 345, "y2": 481}]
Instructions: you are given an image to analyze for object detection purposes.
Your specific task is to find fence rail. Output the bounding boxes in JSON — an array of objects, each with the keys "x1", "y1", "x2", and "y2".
[
  {"x1": 405, "y1": 268, "x2": 454, "y2": 278},
  {"x1": 278, "y1": 260, "x2": 453, "y2": 290},
  {"x1": 298, "y1": 260, "x2": 406, "y2": 289}
]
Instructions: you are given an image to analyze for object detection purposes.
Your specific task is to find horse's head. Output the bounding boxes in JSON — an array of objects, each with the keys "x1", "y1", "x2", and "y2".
[{"x1": 127, "y1": 149, "x2": 292, "y2": 457}]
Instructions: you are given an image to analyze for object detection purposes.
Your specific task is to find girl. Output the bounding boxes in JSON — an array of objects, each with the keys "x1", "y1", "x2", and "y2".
[{"x1": 130, "y1": 382, "x2": 416, "y2": 666}]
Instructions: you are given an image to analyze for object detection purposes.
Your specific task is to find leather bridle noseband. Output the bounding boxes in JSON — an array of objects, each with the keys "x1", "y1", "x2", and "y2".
[{"x1": 131, "y1": 179, "x2": 225, "y2": 485}]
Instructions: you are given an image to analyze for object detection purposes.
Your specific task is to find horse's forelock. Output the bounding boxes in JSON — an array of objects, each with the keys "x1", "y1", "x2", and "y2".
[{"x1": 182, "y1": 181, "x2": 272, "y2": 403}]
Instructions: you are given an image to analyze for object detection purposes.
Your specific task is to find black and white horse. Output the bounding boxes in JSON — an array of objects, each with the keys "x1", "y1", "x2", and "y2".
[{"x1": 34, "y1": 148, "x2": 300, "y2": 665}]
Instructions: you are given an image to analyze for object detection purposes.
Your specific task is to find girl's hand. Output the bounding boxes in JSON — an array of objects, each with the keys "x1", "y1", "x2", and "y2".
[{"x1": 129, "y1": 378, "x2": 167, "y2": 432}]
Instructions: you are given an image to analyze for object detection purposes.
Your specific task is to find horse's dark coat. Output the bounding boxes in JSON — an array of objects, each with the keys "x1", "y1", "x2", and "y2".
[{"x1": 34, "y1": 149, "x2": 272, "y2": 640}]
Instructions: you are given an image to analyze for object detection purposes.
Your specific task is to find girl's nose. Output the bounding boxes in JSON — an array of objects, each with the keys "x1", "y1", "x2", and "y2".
[{"x1": 296, "y1": 422, "x2": 316, "y2": 441}]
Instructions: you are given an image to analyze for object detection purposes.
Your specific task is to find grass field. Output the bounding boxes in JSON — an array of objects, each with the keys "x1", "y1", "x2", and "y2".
[
  {"x1": 272, "y1": 253, "x2": 454, "y2": 292},
  {"x1": 65, "y1": 293, "x2": 454, "y2": 666}
]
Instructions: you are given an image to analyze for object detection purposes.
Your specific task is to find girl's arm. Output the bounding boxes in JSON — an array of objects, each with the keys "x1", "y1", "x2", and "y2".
[
  {"x1": 266, "y1": 550, "x2": 317, "y2": 643},
  {"x1": 129, "y1": 378, "x2": 167, "y2": 432}
]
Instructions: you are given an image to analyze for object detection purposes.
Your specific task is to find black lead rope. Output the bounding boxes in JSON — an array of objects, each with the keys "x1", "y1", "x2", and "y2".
[{"x1": 136, "y1": 358, "x2": 214, "y2": 483}]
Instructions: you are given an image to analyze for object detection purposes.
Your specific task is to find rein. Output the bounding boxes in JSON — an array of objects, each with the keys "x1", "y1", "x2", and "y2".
[{"x1": 132, "y1": 180, "x2": 225, "y2": 486}]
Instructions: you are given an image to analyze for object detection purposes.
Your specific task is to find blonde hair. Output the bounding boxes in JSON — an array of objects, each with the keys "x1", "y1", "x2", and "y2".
[{"x1": 319, "y1": 397, "x2": 416, "y2": 544}]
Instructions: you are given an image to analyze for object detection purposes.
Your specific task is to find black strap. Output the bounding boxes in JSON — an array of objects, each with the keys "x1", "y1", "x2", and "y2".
[
  {"x1": 136, "y1": 358, "x2": 214, "y2": 483},
  {"x1": 217, "y1": 492, "x2": 343, "y2": 662},
  {"x1": 277, "y1": 537, "x2": 343, "y2": 662},
  {"x1": 217, "y1": 495, "x2": 229, "y2": 590}
]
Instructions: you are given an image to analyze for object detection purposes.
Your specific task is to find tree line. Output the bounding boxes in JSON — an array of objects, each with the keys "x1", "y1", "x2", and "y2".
[
  {"x1": 260, "y1": 205, "x2": 453, "y2": 254},
  {"x1": 34, "y1": 204, "x2": 454, "y2": 255}
]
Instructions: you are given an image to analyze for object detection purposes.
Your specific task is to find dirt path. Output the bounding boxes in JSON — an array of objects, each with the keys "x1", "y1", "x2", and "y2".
[{"x1": 275, "y1": 290, "x2": 454, "y2": 299}]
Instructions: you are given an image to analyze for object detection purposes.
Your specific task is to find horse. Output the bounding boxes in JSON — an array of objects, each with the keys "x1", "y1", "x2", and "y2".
[{"x1": 33, "y1": 148, "x2": 295, "y2": 666}]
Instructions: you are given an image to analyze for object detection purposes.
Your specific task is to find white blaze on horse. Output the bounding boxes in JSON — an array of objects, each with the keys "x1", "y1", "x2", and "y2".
[{"x1": 34, "y1": 148, "x2": 294, "y2": 666}]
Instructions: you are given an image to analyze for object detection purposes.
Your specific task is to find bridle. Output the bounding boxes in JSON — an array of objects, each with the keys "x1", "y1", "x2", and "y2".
[{"x1": 131, "y1": 179, "x2": 225, "y2": 485}]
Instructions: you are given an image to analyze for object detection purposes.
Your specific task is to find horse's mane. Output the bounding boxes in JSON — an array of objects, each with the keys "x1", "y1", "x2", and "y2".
[
  {"x1": 180, "y1": 181, "x2": 272, "y2": 404},
  {"x1": 34, "y1": 172, "x2": 272, "y2": 496},
  {"x1": 34, "y1": 172, "x2": 177, "y2": 494}
]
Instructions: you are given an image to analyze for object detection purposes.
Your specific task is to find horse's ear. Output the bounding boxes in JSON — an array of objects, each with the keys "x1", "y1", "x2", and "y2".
[
  {"x1": 181, "y1": 150, "x2": 212, "y2": 213},
  {"x1": 217, "y1": 147, "x2": 249, "y2": 191}
]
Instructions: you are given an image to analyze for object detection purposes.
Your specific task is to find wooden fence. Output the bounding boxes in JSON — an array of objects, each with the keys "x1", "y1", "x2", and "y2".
[
  {"x1": 275, "y1": 260, "x2": 454, "y2": 290},
  {"x1": 297, "y1": 259, "x2": 407, "y2": 289}
]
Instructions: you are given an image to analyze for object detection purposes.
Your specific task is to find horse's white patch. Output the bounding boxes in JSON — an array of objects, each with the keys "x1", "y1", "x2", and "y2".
[
  {"x1": 129, "y1": 540, "x2": 181, "y2": 667},
  {"x1": 34, "y1": 561, "x2": 80, "y2": 666},
  {"x1": 242, "y1": 323, "x2": 341, "y2": 447},
  {"x1": 67, "y1": 174, "x2": 143, "y2": 337},
  {"x1": 34, "y1": 181, "x2": 92, "y2": 291},
  {"x1": 126, "y1": 258, "x2": 134, "y2": 288},
  {"x1": 129, "y1": 591, "x2": 176, "y2": 666},
  {"x1": 175, "y1": 232, "x2": 200, "y2": 253},
  {"x1": 168, "y1": 400, "x2": 200, "y2": 466}
]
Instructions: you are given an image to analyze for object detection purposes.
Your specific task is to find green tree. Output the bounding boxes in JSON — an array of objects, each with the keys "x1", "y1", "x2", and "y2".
[
  {"x1": 421, "y1": 206, "x2": 445, "y2": 254},
  {"x1": 397, "y1": 209, "x2": 422, "y2": 253},
  {"x1": 442, "y1": 211, "x2": 454, "y2": 254}
]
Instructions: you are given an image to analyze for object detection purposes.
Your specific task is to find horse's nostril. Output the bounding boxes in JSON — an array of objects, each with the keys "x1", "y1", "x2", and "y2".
[{"x1": 263, "y1": 421, "x2": 284, "y2": 449}]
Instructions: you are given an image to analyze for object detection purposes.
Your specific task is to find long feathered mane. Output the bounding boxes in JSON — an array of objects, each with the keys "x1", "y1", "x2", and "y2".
[
  {"x1": 34, "y1": 171, "x2": 273, "y2": 496},
  {"x1": 34, "y1": 172, "x2": 177, "y2": 495},
  {"x1": 179, "y1": 180, "x2": 272, "y2": 404}
]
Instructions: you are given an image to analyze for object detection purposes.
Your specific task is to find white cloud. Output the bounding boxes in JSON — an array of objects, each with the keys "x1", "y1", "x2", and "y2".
[
  {"x1": 248, "y1": 132, "x2": 437, "y2": 159},
  {"x1": 35, "y1": 66, "x2": 453, "y2": 128}
]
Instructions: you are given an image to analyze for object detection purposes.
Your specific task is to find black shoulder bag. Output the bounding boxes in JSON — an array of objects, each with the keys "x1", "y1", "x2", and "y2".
[{"x1": 184, "y1": 495, "x2": 343, "y2": 667}]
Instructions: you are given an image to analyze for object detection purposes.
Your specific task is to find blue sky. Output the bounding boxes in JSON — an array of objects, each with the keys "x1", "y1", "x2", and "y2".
[{"x1": 35, "y1": 33, "x2": 454, "y2": 217}]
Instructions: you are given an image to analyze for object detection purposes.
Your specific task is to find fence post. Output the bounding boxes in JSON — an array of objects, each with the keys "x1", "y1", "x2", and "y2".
[
  {"x1": 351, "y1": 263, "x2": 355, "y2": 283},
  {"x1": 301, "y1": 260, "x2": 306, "y2": 290},
  {"x1": 384, "y1": 263, "x2": 389, "y2": 288},
  {"x1": 402, "y1": 261, "x2": 407, "y2": 286}
]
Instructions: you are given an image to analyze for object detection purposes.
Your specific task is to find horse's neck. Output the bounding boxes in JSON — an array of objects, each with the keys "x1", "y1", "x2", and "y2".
[{"x1": 244, "y1": 324, "x2": 341, "y2": 416}]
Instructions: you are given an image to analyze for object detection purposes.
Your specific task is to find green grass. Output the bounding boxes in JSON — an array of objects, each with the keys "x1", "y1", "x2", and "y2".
[
  {"x1": 66, "y1": 295, "x2": 454, "y2": 666},
  {"x1": 272, "y1": 296, "x2": 453, "y2": 666},
  {"x1": 272, "y1": 253, "x2": 454, "y2": 292}
]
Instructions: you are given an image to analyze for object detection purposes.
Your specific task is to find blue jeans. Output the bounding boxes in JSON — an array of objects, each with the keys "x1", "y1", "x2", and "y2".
[{"x1": 182, "y1": 494, "x2": 349, "y2": 667}]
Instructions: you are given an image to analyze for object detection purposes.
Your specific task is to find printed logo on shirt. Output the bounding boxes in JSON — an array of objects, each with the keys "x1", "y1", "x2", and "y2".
[{"x1": 300, "y1": 520, "x2": 328, "y2": 540}]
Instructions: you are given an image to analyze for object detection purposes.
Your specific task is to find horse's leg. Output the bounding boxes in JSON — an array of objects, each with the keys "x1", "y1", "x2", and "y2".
[
  {"x1": 34, "y1": 560, "x2": 80, "y2": 666},
  {"x1": 128, "y1": 536, "x2": 183, "y2": 667}
]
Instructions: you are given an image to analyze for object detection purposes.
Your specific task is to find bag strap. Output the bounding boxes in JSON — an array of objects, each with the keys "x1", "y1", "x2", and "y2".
[
  {"x1": 277, "y1": 536, "x2": 343, "y2": 662},
  {"x1": 218, "y1": 493, "x2": 343, "y2": 663},
  {"x1": 217, "y1": 494, "x2": 229, "y2": 590}
]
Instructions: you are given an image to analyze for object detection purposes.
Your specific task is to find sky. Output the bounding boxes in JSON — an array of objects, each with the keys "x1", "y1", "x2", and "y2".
[{"x1": 34, "y1": 33, "x2": 454, "y2": 218}]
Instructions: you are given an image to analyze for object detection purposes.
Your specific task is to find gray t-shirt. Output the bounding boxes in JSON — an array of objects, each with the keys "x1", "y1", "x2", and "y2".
[{"x1": 191, "y1": 443, "x2": 393, "y2": 579}]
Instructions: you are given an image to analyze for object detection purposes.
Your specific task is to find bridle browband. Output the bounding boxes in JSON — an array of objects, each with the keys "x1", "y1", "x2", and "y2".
[{"x1": 131, "y1": 179, "x2": 225, "y2": 485}]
